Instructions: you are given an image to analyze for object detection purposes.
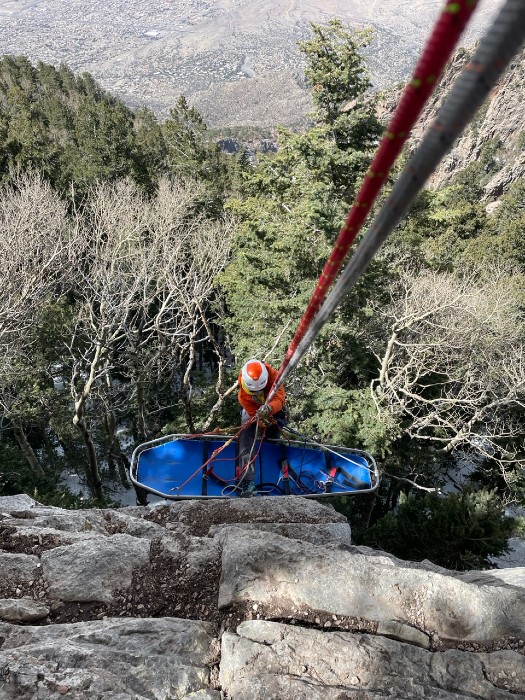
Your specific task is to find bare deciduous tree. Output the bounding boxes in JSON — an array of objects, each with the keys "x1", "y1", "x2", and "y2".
[
  {"x1": 151, "y1": 178, "x2": 233, "y2": 432},
  {"x1": 0, "y1": 171, "x2": 69, "y2": 346},
  {"x1": 66, "y1": 178, "x2": 154, "y2": 498},
  {"x1": 66, "y1": 177, "x2": 233, "y2": 497},
  {"x1": 0, "y1": 172, "x2": 69, "y2": 477},
  {"x1": 368, "y1": 268, "x2": 525, "y2": 474}
]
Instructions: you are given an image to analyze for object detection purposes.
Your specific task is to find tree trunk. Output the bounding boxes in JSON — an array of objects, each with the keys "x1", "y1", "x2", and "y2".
[
  {"x1": 181, "y1": 326, "x2": 197, "y2": 433},
  {"x1": 117, "y1": 452, "x2": 131, "y2": 487},
  {"x1": 74, "y1": 418, "x2": 103, "y2": 501},
  {"x1": 383, "y1": 478, "x2": 394, "y2": 512},
  {"x1": 11, "y1": 418, "x2": 46, "y2": 479},
  {"x1": 378, "y1": 329, "x2": 398, "y2": 388},
  {"x1": 135, "y1": 379, "x2": 147, "y2": 441},
  {"x1": 360, "y1": 491, "x2": 378, "y2": 531},
  {"x1": 71, "y1": 342, "x2": 105, "y2": 501},
  {"x1": 103, "y1": 410, "x2": 117, "y2": 480}
]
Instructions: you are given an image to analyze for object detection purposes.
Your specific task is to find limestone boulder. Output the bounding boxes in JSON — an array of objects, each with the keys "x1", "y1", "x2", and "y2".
[
  {"x1": 150, "y1": 496, "x2": 348, "y2": 535},
  {"x1": 218, "y1": 530, "x2": 525, "y2": 643},
  {"x1": 0, "y1": 617, "x2": 219, "y2": 699},
  {"x1": 0, "y1": 597, "x2": 49, "y2": 622},
  {"x1": 0, "y1": 554, "x2": 40, "y2": 582},
  {"x1": 208, "y1": 521, "x2": 352, "y2": 547},
  {"x1": 41, "y1": 534, "x2": 150, "y2": 603},
  {"x1": 0, "y1": 495, "x2": 524, "y2": 699}
]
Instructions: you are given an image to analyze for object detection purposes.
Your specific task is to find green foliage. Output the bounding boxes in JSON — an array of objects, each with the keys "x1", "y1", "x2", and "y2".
[
  {"x1": 390, "y1": 181, "x2": 488, "y2": 271},
  {"x1": 162, "y1": 96, "x2": 233, "y2": 209},
  {"x1": 0, "y1": 57, "x2": 237, "y2": 201},
  {"x1": 3, "y1": 300, "x2": 73, "y2": 420},
  {"x1": 133, "y1": 107, "x2": 167, "y2": 190},
  {"x1": 416, "y1": 171, "x2": 525, "y2": 270},
  {"x1": 387, "y1": 138, "x2": 524, "y2": 272},
  {"x1": 0, "y1": 433, "x2": 70, "y2": 504},
  {"x1": 31, "y1": 485, "x2": 118, "y2": 510},
  {"x1": 209, "y1": 125, "x2": 277, "y2": 142},
  {"x1": 363, "y1": 489, "x2": 517, "y2": 570},
  {"x1": 1, "y1": 34, "x2": 523, "y2": 531},
  {"x1": 292, "y1": 380, "x2": 399, "y2": 455},
  {"x1": 0, "y1": 57, "x2": 145, "y2": 193},
  {"x1": 70, "y1": 96, "x2": 136, "y2": 185},
  {"x1": 299, "y1": 20, "x2": 372, "y2": 124},
  {"x1": 471, "y1": 178, "x2": 525, "y2": 267},
  {"x1": 0, "y1": 439, "x2": 31, "y2": 496}
]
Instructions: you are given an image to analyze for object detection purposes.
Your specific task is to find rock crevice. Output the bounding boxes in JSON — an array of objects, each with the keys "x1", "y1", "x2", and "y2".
[{"x1": 0, "y1": 494, "x2": 524, "y2": 699}]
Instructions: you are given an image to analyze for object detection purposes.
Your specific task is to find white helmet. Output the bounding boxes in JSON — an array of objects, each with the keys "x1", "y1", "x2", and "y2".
[{"x1": 241, "y1": 359, "x2": 269, "y2": 392}]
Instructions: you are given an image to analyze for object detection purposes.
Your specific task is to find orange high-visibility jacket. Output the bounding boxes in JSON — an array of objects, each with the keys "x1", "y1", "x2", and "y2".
[{"x1": 237, "y1": 362, "x2": 286, "y2": 418}]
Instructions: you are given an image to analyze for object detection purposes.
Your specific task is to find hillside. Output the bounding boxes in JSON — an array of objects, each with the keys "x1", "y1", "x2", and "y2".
[
  {"x1": 0, "y1": 0, "x2": 506, "y2": 126},
  {"x1": 0, "y1": 24, "x2": 523, "y2": 635}
]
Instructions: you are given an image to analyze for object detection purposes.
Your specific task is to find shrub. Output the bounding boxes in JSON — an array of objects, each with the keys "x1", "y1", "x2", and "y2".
[{"x1": 362, "y1": 488, "x2": 516, "y2": 570}]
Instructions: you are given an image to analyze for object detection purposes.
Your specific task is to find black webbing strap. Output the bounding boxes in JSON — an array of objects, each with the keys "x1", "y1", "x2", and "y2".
[
  {"x1": 201, "y1": 440, "x2": 211, "y2": 496},
  {"x1": 279, "y1": 443, "x2": 291, "y2": 495},
  {"x1": 323, "y1": 450, "x2": 369, "y2": 492},
  {"x1": 333, "y1": 464, "x2": 370, "y2": 491}
]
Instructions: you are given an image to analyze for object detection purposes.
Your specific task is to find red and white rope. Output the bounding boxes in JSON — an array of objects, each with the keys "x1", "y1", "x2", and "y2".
[{"x1": 267, "y1": 0, "x2": 481, "y2": 402}]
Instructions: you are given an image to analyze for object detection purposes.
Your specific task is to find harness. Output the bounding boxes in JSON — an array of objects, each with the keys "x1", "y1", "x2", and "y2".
[{"x1": 323, "y1": 451, "x2": 369, "y2": 492}]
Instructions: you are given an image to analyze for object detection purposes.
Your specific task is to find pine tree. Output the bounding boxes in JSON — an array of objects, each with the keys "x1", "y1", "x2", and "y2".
[
  {"x1": 0, "y1": 58, "x2": 158, "y2": 193},
  {"x1": 162, "y1": 96, "x2": 232, "y2": 209},
  {"x1": 133, "y1": 106, "x2": 167, "y2": 190},
  {"x1": 219, "y1": 21, "x2": 385, "y2": 445},
  {"x1": 363, "y1": 489, "x2": 517, "y2": 570}
]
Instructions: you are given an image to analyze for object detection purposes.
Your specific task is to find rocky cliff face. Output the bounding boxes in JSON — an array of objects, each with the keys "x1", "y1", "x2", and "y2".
[
  {"x1": 377, "y1": 47, "x2": 525, "y2": 198},
  {"x1": 0, "y1": 493, "x2": 524, "y2": 699}
]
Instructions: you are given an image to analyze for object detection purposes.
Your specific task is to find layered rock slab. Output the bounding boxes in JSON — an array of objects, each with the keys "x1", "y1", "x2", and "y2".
[
  {"x1": 1, "y1": 494, "x2": 525, "y2": 699},
  {"x1": 220, "y1": 620, "x2": 525, "y2": 699},
  {"x1": 40, "y1": 534, "x2": 150, "y2": 604},
  {"x1": 0, "y1": 617, "x2": 219, "y2": 700},
  {"x1": 218, "y1": 529, "x2": 525, "y2": 644},
  {"x1": 143, "y1": 496, "x2": 351, "y2": 536}
]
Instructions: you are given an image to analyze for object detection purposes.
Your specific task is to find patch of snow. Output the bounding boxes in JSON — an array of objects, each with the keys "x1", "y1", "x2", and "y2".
[
  {"x1": 437, "y1": 454, "x2": 478, "y2": 494},
  {"x1": 61, "y1": 471, "x2": 89, "y2": 500}
]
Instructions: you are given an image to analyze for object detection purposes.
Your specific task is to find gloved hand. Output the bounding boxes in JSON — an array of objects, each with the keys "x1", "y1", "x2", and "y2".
[{"x1": 256, "y1": 404, "x2": 273, "y2": 424}]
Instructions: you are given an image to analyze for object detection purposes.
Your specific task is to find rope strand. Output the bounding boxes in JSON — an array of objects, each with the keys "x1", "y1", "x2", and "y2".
[
  {"x1": 276, "y1": 0, "x2": 525, "y2": 383},
  {"x1": 266, "y1": 0, "x2": 480, "y2": 403}
]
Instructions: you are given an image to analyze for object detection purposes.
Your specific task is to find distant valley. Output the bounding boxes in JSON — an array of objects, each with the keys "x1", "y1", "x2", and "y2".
[{"x1": 0, "y1": 0, "x2": 506, "y2": 126}]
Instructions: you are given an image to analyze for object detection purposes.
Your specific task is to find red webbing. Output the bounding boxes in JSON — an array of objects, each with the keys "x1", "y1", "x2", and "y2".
[{"x1": 273, "y1": 0, "x2": 478, "y2": 387}]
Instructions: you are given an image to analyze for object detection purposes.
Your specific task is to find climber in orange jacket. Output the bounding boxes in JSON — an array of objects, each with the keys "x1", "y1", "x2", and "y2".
[
  {"x1": 237, "y1": 359, "x2": 287, "y2": 495},
  {"x1": 238, "y1": 359, "x2": 286, "y2": 427}
]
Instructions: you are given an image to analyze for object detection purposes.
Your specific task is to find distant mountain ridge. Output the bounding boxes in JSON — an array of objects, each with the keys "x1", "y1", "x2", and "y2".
[{"x1": 0, "y1": 0, "x2": 506, "y2": 126}]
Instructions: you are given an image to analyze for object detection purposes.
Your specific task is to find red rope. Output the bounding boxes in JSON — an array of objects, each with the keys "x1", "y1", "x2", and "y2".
[{"x1": 272, "y1": 0, "x2": 479, "y2": 391}]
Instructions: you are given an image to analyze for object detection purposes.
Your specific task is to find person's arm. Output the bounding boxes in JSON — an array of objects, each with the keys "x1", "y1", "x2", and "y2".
[
  {"x1": 268, "y1": 384, "x2": 285, "y2": 415},
  {"x1": 265, "y1": 365, "x2": 286, "y2": 415}
]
